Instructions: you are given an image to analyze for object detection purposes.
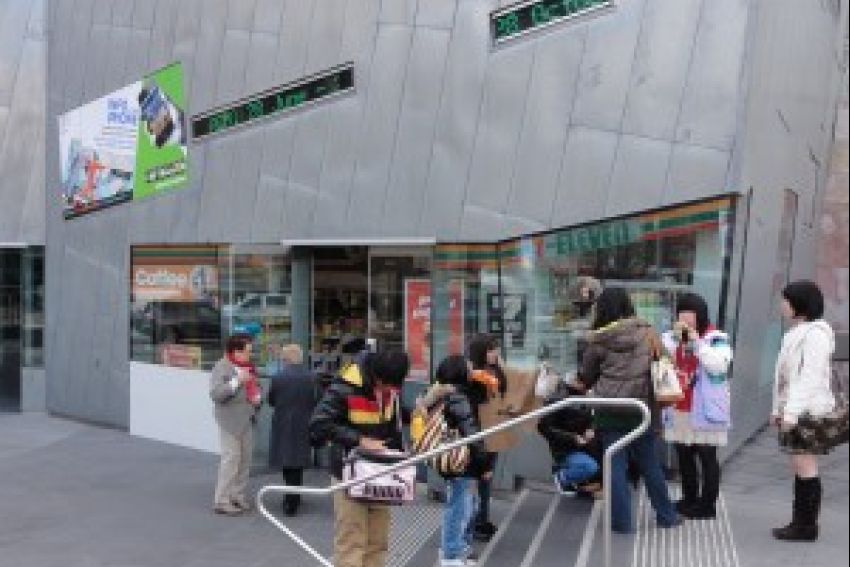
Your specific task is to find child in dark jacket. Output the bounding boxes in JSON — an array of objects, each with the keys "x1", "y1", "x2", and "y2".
[
  {"x1": 538, "y1": 385, "x2": 602, "y2": 496},
  {"x1": 416, "y1": 355, "x2": 487, "y2": 567}
]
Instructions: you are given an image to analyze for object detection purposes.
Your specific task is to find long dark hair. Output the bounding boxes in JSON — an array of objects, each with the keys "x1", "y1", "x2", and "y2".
[
  {"x1": 592, "y1": 288, "x2": 636, "y2": 330},
  {"x1": 676, "y1": 292, "x2": 711, "y2": 336},
  {"x1": 468, "y1": 334, "x2": 499, "y2": 370}
]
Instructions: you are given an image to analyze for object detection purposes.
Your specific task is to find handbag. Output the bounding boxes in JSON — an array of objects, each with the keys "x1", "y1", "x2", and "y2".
[
  {"x1": 691, "y1": 371, "x2": 731, "y2": 429},
  {"x1": 411, "y1": 402, "x2": 471, "y2": 476},
  {"x1": 534, "y1": 362, "x2": 560, "y2": 399},
  {"x1": 341, "y1": 394, "x2": 417, "y2": 504},
  {"x1": 648, "y1": 332, "x2": 685, "y2": 405},
  {"x1": 342, "y1": 449, "x2": 417, "y2": 505}
]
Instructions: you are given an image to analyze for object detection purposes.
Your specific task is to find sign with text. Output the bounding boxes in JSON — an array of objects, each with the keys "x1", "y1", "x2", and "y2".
[
  {"x1": 492, "y1": 0, "x2": 615, "y2": 45},
  {"x1": 59, "y1": 63, "x2": 188, "y2": 219},
  {"x1": 404, "y1": 279, "x2": 432, "y2": 382}
]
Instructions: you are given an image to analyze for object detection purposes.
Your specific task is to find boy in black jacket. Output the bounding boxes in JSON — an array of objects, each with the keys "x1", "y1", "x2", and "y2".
[{"x1": 538, "y1": 386, "x2": 602, "y2": 496}]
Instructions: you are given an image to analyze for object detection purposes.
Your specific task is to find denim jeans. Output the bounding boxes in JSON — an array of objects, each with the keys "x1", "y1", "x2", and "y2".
[
  {"x1": 600, "y1": 430, "x2": 677, "y2": 533},
  {"x1": 556, "y1": 451, "x2": 600, "y2": 486},
  {"x1": 442, "y1": 477, "x2": 478, "y2": 560}
]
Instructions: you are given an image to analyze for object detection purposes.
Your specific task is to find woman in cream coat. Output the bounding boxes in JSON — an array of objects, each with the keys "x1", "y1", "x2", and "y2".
[{"x1": 771, "y1": 280, "x2": 836, "y2": 542}]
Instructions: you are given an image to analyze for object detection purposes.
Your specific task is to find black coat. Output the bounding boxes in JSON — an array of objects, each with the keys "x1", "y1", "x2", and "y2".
[
  {"x1": 309, "y1": 356, "x2": 404, "y2": 479},
  {"x1": 268, "y1": 364, "x2": 319, "y2": 469}
]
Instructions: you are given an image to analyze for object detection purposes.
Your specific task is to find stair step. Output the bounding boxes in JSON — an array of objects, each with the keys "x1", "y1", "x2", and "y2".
[{"x1": 480, "y1": 489, "x2": 559, "y2": 566}]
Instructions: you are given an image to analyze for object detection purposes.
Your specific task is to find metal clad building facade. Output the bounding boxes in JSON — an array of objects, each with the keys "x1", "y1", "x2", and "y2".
[{"x1": 33, "y1": 0, "x2": 849, "y2": 464}]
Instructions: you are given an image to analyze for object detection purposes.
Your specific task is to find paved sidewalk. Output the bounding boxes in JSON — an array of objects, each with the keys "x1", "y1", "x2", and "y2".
[{"x1": 722, "y1": 428, "x2": 849, "y2": 567}]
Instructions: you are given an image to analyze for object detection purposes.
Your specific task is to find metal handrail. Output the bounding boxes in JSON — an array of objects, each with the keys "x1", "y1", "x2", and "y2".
[{"x1": 257, "y1": 397, "x2": 651, "y2": 567}]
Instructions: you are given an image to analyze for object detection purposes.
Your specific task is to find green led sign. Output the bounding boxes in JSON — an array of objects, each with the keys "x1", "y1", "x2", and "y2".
[
  {"x1": 492, "y1": 0, "x2": 615, "y2": 45},
  {"x1": 191, "y1": 63, "x2": 354, "y2": 141}
]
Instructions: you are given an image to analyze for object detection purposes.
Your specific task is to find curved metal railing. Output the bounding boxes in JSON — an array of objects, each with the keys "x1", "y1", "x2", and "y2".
[{"x1": 257, "y1": 397, "x2": 651, "y2": 567}]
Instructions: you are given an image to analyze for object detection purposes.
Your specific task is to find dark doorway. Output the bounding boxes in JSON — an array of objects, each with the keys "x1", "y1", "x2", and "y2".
[{"x1": 0, "y1": 249, "x2": 22, "y2": 412}]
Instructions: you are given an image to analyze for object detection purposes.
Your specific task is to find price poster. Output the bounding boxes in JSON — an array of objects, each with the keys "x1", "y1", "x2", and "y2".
[{"x1": 404, "y1": 279, "x2": 432, "y2": 382}]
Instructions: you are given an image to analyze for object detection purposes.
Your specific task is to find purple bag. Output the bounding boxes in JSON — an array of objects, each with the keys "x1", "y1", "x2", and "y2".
[{"x1": 690, "y1": 370, "x2": 731, "y2": 431}]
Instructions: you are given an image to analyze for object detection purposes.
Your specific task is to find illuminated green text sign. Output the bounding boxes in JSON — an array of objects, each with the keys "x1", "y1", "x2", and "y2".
[
  {"x1": 191, "y1": 63, "x2": 354, "y2": 140},
  {"x1": 492, "y1": 0, "x2": 615, "y2": 45}
]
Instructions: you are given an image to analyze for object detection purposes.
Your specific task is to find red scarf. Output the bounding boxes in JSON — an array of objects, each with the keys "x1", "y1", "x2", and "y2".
[
  {"x1": 674, "y1": 325, "x2": 715, "y2": 412},
  {"x1": 227, "y1": 354, "x2": 261, "y2": 406}
]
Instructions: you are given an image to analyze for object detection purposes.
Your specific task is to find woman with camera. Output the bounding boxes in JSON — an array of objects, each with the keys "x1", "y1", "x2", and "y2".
[{"x1": 661, "y1": 293, "x2": 733, "y2": 520}]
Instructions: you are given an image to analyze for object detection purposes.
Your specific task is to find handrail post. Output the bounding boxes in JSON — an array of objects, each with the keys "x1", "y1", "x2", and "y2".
[{"x1": 257, "y1": 397, "x2": 651, "y2": 567}]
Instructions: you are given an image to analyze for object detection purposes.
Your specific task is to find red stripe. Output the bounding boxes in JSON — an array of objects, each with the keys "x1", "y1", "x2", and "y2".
[{"x1": 347, "y1": 397, "x2": 379, "y2": 413}]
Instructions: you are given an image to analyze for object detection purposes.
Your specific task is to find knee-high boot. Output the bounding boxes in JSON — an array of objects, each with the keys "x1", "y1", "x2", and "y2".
[{"x1": 772, "y1": 476, "x2": 821, "y2": 542}]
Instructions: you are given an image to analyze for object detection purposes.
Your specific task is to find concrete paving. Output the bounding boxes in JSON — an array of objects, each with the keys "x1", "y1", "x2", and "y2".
[{"x1": 0, "y1": 412, "x2": 847, "y2": 567}]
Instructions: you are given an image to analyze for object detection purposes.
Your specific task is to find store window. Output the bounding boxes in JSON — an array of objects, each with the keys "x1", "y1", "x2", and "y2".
[
  {"x1": 130, "y1": 246, "x2": 225, "y2": 370},
  {"x1": 22, "y1": 247, "x2": 45, "y2": 368},
  {"x1": 130, "y1": 245, "x2": 293, "y2": 372},
  {"x1": 431, "y1": 197, "x2": 737, "y2": 378},
  {"x1": 431, "y1": 244, "x2": 501, "y2": 367}
]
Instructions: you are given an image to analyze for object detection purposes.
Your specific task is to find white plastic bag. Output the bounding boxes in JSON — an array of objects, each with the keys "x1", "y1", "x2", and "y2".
[{"x1": 535, "y1": 363, "x2": 560, "y2": 399}]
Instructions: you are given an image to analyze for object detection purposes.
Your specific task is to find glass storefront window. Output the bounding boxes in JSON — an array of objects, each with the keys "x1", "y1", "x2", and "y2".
[
  {"x1": 432, "y1": 197, "x2": 737, "y2": 379},
  {"x1": 431, "y1": 244, "x2": 502, "y2": 366},
  {"x1": 130, "y1": 246, "x2": 226, "y2": 370}
]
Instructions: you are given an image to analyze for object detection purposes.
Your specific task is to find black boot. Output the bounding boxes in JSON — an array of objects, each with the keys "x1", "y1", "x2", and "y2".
[{"x1": 773, "y1": 477, "x2": 821, "y2": 542}]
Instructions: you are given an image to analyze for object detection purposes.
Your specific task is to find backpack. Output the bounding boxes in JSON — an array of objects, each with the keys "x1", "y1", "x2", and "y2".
[{"x1": 411, "y1": 402, "x2": 470, "y2": 476}]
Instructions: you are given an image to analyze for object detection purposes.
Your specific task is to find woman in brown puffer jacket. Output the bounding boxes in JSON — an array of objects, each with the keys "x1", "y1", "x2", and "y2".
[{"x1": 575, "y1": 288, "x2": 680, "y2": 534}]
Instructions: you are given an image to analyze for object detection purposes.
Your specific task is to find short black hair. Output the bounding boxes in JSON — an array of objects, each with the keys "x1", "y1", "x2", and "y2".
[
  {"x1": 225, "y1": 333, "x2": 253, "y2": 355},
  {"x1": 370, "y1": 350, "x2": 410, "y2": 387},
  {"x1": 676, "y1": 292, "x2": 711, "y2": 335},
  {"x1": 592, "y1": 288, "x2": 636, "y2": 330},
  {"x1": 782, "y1": 280, "x2": 824, "y2": 321},
  {"x1": 468, "y1": 334, "x2": 499, "y2": 370},
  {"x1": 436, "y1": 355, "x2": 470, "y2": 386}
]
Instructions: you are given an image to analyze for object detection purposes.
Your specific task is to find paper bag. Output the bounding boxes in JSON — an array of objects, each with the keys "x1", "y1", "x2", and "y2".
[{"x1": 478, "y1": 368, "x2": 539, "y2": 452}]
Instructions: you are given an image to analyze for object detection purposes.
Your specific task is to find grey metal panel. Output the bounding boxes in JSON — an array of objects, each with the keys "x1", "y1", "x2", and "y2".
[
  {"x1": 304, "y1": 0, "x2": 346, "y2": 72},
  {"x1": 132, "y1": 0, "x2": 156, "y2": 30},
  {"x1": 189, "y1": 0, "x2": 228, "y2": 113},
  {"x1": 415, "y1": 0, "x2": 456, "y2": 29},
  {"x1": 124, "y1": 28, "x2": 152, "y2": 83},
  {"x1": 605, "y1": 134, "x2": 671, "y2": 216},
  {"x1": 85, "y1": 25, "x2": 113, "y2": 100},
  {"x1": 91, "y1": 0, "x2": 116, "y2": 26},
  {"x1": 148, "y1": 0, "x2": 178, "y2": 71},
  {"x1": 0, "y1": 0, "x2": 30, "y2": 106},
  {"x1": 252, "y1": 173, "x2": 288, "y2": 242},
  {"x1": 216, "y1": 131, "x2": 261, "y2": 243},
  {"x1": 171, "y1": 0, "x2": 203, "y2": 89},
  {"x1": 418, "y1": 0, "x2": 493, "y2": 239},
  {"x1": 346, "y1": 24, "x2": 414, "y2": 232},
  {"x1": 111, "y1": 0, "x2": 134, "y2": 27},
  {"x1": 253, "y1": 0, "x2": 286, "y2": 34},
  {"x1": 195, "y1": 135, "x2": 241, "y2": 242},
  {"x1": 459, "y1": 204, "x2": 505, "y2": 241},
  {"x1": 464, "y1": 45, "x2": 534, "y2": 220},
  {"x1": 571, "y1": 0, "x2": 647, "y2": 132},
  {"x1": 27, "y1": 0, "x2": 46, "y2": 40},
  {"x1": 621, "y1": 0, "x2": 702, "y2": 141},
  {"x1": 244, "y1": 31, "x2": 279, "y2": 92},
  {"x1": 505, "y1": 30, "x2": 585, "y2": 229},
  {"x1": 381, "y1": 28, "x2": 451, "y2": 237},
  {"x1": 379, "y1": 0, "x2": 418, "y2": 26},
  {"x1": 225, "y1": 0, "x2": 257, "y2": 32},
  {"x1": 167, "y1": 147, "x2": 205, "y2": 242},
  {"x1": 20, "y1": 131, "x2": 46, "y2": 244},
  {"x1": 100, "y1": 25, "x2": 131, "y2": 97},
  {"x1": 664, "y1": 143, "x2": 730, "y2": 204},
  {"x1": 550, "y1": 126, "x2": 618, "y2": 228},
  {"x1": 63, "y1": 0, "x2": 96, "y2": 108},
  {"x1": 50, "y1": 0, "x2": 78, "y2": 113},
  {"x1": 676, "y1": 0, "x2": 748, "y2": 150},
  {"x1": 310, "y1": 0, "x2": 381, "y2": 237},
  {"x1": 214, "y1": 29, "x2": 251, "y2": 107},
  {"x1": 0, "y1": 38, "x2": 45, "y2": 240},
  {"x1": 274, "y1": 0, "x2": 316, "y2": 83}
]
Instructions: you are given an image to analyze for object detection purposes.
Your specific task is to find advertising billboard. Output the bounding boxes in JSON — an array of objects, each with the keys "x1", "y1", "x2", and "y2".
[{"x1": 59, "y1": 63, "x2": 188, "y2": 219}]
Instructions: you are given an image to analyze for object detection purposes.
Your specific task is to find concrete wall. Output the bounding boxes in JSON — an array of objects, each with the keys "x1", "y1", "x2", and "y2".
[{"x1": 0, "y1": 0, "x2": 45, "y2": 245}]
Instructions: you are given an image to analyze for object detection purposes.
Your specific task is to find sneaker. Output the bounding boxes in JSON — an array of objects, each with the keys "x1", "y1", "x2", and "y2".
[
  {"x1": 232, "y1": 498, "x2": 253, "y2": 513},
  {"x1": 553, "y1": 474, "x2": 579, "y2": 496},
  {"x1": 658, "y1": 515, "x2": 683, "y2": 529},
  {"x1": 440, "y1": 559, "x2": 477, "y2": 567},
  {"x1": 213, "y1": 502, "x2": 243, "y2": 516}
]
